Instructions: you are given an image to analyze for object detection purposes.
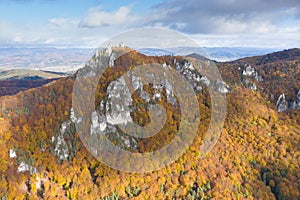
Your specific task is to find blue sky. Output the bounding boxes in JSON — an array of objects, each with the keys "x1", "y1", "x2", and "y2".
[
  {"x1": 0, "y1": 0, "x2": 160, "y2": 24},
  {"x1": 0, "y1": 0, "x2": 299, "y2": 48}
]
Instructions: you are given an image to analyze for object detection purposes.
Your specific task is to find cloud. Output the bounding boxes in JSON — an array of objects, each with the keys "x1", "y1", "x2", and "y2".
[
  {"x1": 147, "y1": 0, "x2": 300, "y2": 34},
  {"x1": 0, "y1": 18, "x2": 115, "y2": 48},
  {"x1": 1, "y1": 1, "x2": 300, "y2": 48},
  {"x1": 0, "y1": 21, "x2": 19, "y2": 43},
  {"x1": 79, "y1": 6, "x2": 138, "y2": 28},
  {"x1": 190, "y1": 32, "x2": 300, "y2": 48},
  {"x1": 49, "y1": 18, "x2": 79, "y2": 28},
  {"x1": 49, "y1": 18, "x2": 68, "y2": 25}
]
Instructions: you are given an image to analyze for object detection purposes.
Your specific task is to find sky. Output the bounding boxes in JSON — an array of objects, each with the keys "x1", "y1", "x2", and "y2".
[{"x1": 0, "y1": 0, "x2": 299, "y2": 48}]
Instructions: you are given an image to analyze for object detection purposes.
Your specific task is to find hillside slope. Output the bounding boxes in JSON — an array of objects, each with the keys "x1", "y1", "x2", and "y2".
[
  {"x1": 0, "y1": 69, "x2": 67, "y2": 97},
  {"x1": 219, "y1": 48, "x2": 300, "y2": 113},
  {"x1": 0, "y1": 48, "x2": 299, "y2": 199}
]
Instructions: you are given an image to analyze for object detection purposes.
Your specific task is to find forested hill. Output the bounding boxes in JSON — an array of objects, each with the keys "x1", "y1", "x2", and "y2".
[{"x1": 0, "y1": 48, "x2": 299, "y2": 199}]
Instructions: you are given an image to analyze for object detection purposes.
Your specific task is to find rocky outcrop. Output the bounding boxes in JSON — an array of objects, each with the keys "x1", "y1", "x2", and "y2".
[
  {"x1": 52, "y1": 122, "x2": 70, "y2": 161},
  {"x1": 276, "y1": 94, "x2": 289, "y2": 112},
  {"x1": 106, "y1": 76, "x2": 134, "y2": 125},
  {"x1": 17, "y1": 162, "x2": 36, "y2": 174},
  {"x1": 52, "y1": 118, "x2": 78, "y2": 162},
  {"x1": 276, "y1": 90, "x2": 300, "y2": 112},
  {"x1": 238, "y1": 64, "x2": 300, "y2": 113},
  {"x1": 75, "y1": 45, "x2": 115, "y2": 79},
  {"x1": 215, "y1": 80, "x2": 229, "y2": 93},
  {"x1": 9, "y1": 149, "x2": 16, "y2": 158},
  {"x1": 175, "y1": 59, "x2": 229, "y2": 94},
  {"x1": 242, "y1": 64, "x2": 264, "y2": 82},
  {"x1": 9, "y1": 149, "x2": 37, "y2": 174},
  {"x1": 175, "y1": 60, "x2": 203, "y2": 92},
  {"x1": 73, "y1": 46, "x2": 230, "y2": 151},
  {"x1": 291, "y1": 90, "x2": 300, "y2": 110},
  {"x1": 239, "y1": 64, "x2": 263, "y2": 91}
]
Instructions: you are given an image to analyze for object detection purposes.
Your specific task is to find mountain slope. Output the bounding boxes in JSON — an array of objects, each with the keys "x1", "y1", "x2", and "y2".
[
  {"x1": 219, "y1": 48, "x2": 300, "y2": 112},
  {"x1": 0, "y1": 69, "x2": 67, "y2": 97},
  {"x1": 0, "y1": 48, "x2": 299, "y2": 199},
  {"x1": 0, "y1": 69, "x2": 67, "y2": 80}
]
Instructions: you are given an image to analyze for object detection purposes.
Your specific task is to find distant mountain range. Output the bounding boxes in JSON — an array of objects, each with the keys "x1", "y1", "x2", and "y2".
[
  {"x1": 0, "y1": 47, "x2": 280, "y2": 72},
  {"x1": 137, "y1": 47, "x2": 280, "y2": 61},
  {"x1": 0, "y1": 47, "x2": 93, "y2": 73}
]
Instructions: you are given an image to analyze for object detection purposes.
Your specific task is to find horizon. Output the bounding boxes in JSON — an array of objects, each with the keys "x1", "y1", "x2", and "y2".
[
  {"x1": 0, "y1": 45, "x2": 295, "y2": 73},
  {"x1": 0, "y1": 0, "x2": 299, "y2": 48}
]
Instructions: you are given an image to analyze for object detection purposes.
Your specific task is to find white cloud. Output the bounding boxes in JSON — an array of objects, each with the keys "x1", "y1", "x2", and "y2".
[
  {"x1": 79, "y1": 6, "x2": 138, "y2": 28},
  {"x1": 49, "y1": 18, "x2": 68, "y2": 26},
  {"x1": 190, "y1": 31, "x2": 300, "y2": 48},
  {"x1": 0, "y1": 1, "x2": 299, "y2": 48},
  {"x1": 49, "y1": 18, "x2": 79, "y2": 29},
  {"x1": 148, "y1": 0, "x2": 300, "y2": 35},
  {"x1": 210, "y1": 17, "x2": 278, "y2": 34},
  {"x1": 0, "y1": 21, "x2": 16, "y2": 42}
]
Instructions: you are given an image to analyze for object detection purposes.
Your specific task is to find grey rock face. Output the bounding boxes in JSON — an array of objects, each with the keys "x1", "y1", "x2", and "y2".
[
  {"x1": 290, "y1": 90, "x2": 300, "y2": 110},
  {"x1": 75, "y1": 45, "x2": 115, "y2": 79},
  {"x1": 240, "y1": 64, "x2": 264, "y2": 91},
  {"x1": 174, "y1": 60, "x2": 229, "y2": 93},
  {"x1": 74, "y1": 46, "x2": 230, "y2": 151},
  {"x1": 276, "y1": 94, "x2": 289, "y2": 112},
  {"x1": 242, "y1": 65, "x2": 256, "y2": 76},
  {"x1": 70, "y1": 107, "x2": 82, "y2": 124},
  {"x1": 215, "y1": 80, "x2": 229, "y2": 94},
  {"x1": 242, "y1": 64, "x2": 264, "y2": 82},
  {"x1": 275, "y1": 90, "x2": 300, "y2": 112},
  {"x1": 106, "y1": 76, "x2": 133, "y2": 126},
  {"x1": 52, "y1": 121, "x2": 71, "y2": 161},
  {"x1": 53, "y1": 110, "x2": 78, "y2": 162}
]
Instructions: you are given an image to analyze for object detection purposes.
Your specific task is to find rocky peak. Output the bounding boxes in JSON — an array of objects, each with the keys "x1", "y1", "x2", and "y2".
[
  {"x1": 239, "y1": 64, "x2": 263, "y2": 91},
  {"x1": 275, "y1": 90, "x2": 300, "y2": 112},
  {"x1": 276, "y1": 93, "x2": 288, "y2": 112},
  {"x1": 240, "y1": 64, "x2": 264, "y2": 82},
  {"x1": 242, "y1": 65, "x2": 255, "y2": 76},
  {"x1": 119, "y1": 42, "x2": 125, "y2": 48}
]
